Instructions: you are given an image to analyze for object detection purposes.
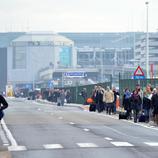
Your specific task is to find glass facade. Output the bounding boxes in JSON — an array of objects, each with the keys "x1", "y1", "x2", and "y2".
[
  {"x1": 59, "y1": 46, "x2": 72, "y2": 67},
  {"x1": 13, "y1": 46, "x2": 26, "y2": 69}
]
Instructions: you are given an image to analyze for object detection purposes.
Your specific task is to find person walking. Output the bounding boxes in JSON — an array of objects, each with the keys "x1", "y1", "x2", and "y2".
[
  {"x1": 95, "y1": 86, "x2": 105, "y2": 113},
  {"x1": 112, "y1": 87, "x2": 119, "y2": 114},
  {"x1": 80, "y1": 88, "x2": 88, "y2": 105},
  {"x1": 105, "y1": 87, "x2": 114, "y2": 115},
  {"x1": 151, "y1": 87, "x2": 158, "y2": 125},
  {"x1": 122, "y1": 88, "x2": 132, "y2": 119},
  {"x1": 143, "y1": 91, "x2": 151, "y2": 123},
  {"x1": 0, "y1": 94, "x2": 8, "y2": 120},
  {"x1": 59, "y1": 89, "x2": 66, "y2": 106},
  {"x1": 131, "y1": 90, "x2": 142, "y2": 123}
]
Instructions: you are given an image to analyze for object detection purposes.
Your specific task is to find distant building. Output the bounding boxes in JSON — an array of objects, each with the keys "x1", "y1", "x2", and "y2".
[
  {"x1": 0, "y1": 32, "x2": 24, "y2": 92},
  {"x1": 0, "y1": 31, "x2": 148, "y2": 90},
  {"x1": 61, "y1": 32, "x2": 143, "y2": 83},
  {"x1": 60, "y1": 32, "x2": 143, "y2": 48},
  {"x1": 38, "y1": 67, "x2": 99, "y2": 88},
  {"x1": 134, "y1": 33, "x2": 158, "y2": 77},
  {"x1": 7, "y1": 32, "x2": 75, "y2": 89}
]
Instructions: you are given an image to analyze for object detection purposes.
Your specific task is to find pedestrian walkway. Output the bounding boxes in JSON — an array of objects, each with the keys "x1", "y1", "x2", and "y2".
[{"x1": 6, "y1": 140, "x2": 158, "y2": 151}]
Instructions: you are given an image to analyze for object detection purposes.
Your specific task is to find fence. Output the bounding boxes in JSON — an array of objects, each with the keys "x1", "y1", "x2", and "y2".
[
  {"x1": 119, "y1": 78, "x2": 158, "y2": 96},
  {"x1": 62, "y1": 82, "x2": 112, "y2": 104}
]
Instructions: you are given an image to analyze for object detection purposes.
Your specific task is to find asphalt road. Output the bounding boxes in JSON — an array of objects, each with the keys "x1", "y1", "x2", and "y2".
[{"x1": 0, "y1": 98, "x2": 158, "y2": 158}]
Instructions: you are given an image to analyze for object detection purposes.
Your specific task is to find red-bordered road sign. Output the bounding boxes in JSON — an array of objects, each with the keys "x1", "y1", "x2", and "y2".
[{"x1": 134, "y1": 66, "x2": 145, "y2": 76}]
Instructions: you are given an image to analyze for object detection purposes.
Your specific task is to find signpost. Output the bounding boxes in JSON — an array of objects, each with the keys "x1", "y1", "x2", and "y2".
[
  {"x1": 134, "y1": 66, "x2": 145, "y2": 79},
  {"x1": 48, "y1": 80, "x2": 53, "y2": 89}
]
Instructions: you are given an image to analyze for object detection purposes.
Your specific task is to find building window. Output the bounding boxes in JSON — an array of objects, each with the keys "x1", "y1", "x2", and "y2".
[{"x1": 13, "y1": 46, "x2": 26, "y2": 69}]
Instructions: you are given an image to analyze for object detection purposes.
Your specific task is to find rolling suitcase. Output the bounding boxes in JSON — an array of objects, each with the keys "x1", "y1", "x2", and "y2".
[
  {"x1": 89, "y1": 104, "x2": 96, "y2": 112},
  {"x1": 138, "y1": 113, "x2": 146, "y2": 122}
]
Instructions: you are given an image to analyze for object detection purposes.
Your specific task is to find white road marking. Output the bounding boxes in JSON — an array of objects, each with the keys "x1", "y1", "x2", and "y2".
[
  {"x1": 8, "y1": 146, "x2": 27, "y2": 151},
  {"x1": 69, "y1": 122, "x2": 75, "y2": 125},
  {"x1": 1, "y1": 119, "x2": 27, "y2": 151},
  {"x1": 77, "y1": 143, "x2": 98, "y2": 148},
  {"x1": 37, "y1": 108, "x2": 41, "y2": 111},
  {"x1": 104, "y1": 137, "x2": 113, "y2": 141},
  {"x1": 111, "y1": 142, "x2": 134, "y2": 147},
  {"x1": 1, "y1": 119, "x2": 17, "y2": 146},
  {"x1": 83, "y1": 128, "x2": 90, "y2": 132},
  {"x1": 3, "y1": 143, "x2": 9, "y2": 146},
  {"x1": 43, "y1": 144, "x2": 63, "y2": 149},
  {"x1": 0, "y1": 126, "x2": 9, "y2": 144},
  {"x1": 144, "y1": 142, "x2": 158, "y2": 146}
]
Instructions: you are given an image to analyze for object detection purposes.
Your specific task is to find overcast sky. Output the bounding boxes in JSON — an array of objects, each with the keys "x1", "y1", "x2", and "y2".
[{"x1": 0, "y1": 0, "x2": 158, "y2": 32}]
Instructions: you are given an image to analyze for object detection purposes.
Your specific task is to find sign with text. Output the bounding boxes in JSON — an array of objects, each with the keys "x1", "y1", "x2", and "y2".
[
  {"x1": 134, "y1": 66, "x2": 145, "y2": 79},
  {"x1": 64, "y1": 72, "x2": 86, "y2": 78}
]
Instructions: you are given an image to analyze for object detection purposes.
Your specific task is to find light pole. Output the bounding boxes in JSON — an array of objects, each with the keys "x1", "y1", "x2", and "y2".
[
  {"x1": 145, "y1": 1, "x2": 149, "y2": 78},
  {"x1": 100, "y1": 33, "x2": 104, "y2": 82}
]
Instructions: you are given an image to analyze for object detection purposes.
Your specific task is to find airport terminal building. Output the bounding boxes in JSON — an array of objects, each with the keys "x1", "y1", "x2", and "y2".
[{"x1": 7, "y1": 32, "x2": 75, "y2": 89}]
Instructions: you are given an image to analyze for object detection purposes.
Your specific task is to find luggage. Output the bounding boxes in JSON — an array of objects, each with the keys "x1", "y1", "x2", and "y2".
[
  {"x1": 87, "y1": 98, "x2": 93, "y2": 104},
  {"x1": 118, "y1": 107, "x2": 127, "y2": 119},
  {"x1": 119, "y1": 111, "x2": 128, "y2": 119},
  {"x1": 89, "y1": 104, "x2": 96, "y2": 112},
  {"x1": 138, "y1": 113, "x2": 146, "y2": 122},
  {"x1": 57, "y1": 102, "x2": 60, "y2": 106}
]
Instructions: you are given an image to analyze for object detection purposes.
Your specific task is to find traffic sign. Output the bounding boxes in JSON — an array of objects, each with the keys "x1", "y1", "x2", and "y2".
[
  {"x1": 48, "y1": 80, "x2": 53, "y2": 88},
  {"x1": 134, "y1": 66, "x2": 144, "y2": 76},
  {"x1": 134, "y1": 76, "x2": 145, "y2": 79}
]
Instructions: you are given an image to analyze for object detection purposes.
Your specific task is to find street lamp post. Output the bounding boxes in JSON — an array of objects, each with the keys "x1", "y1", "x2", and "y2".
[{"x1": 146, "y1": 1, "x2": 149, "y2": 78}]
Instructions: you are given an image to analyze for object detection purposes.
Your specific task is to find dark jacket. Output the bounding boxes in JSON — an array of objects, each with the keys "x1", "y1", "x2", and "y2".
[
  {"x1": 0, "y1": 95, "x2": 8, "y2": 110},
  {"x1": 151, "y1": 94, "x2": 158, "y2": 114},
  {"x1": 143, "y1": 97, "x2": 151, "y2": 110},
  {"x1": 123, "y1": 94, "x2": 131, "y2": 110},
  {"x1": 131, "y1": 93, "x2": 142, "y2": 110},
  {"x1": 113, "y1": 91, "x2": 119, "y2": 103},
  {"x1": 0, "y1": 95, "x2": 8, "y2": 120}
]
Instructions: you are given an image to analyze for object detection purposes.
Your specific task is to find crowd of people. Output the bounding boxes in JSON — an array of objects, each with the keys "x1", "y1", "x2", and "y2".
[
  {"x1": 122, "y1": 84, "x2": 158, "y2": 125},
  {"x1": 25, "y1": 83, "x2": 158, "y2": 126},
  {"x1": 82, "y1": 83, "x2": 158, "y2": 126},
  {"x1": 85, "y1": 85, "x2": 119, "y2": 114},
  {"x1": 41, "y1": 89, "x2": 71, "y2": 106}
]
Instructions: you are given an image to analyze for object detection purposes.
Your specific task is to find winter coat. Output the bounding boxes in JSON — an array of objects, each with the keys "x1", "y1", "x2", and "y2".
[
  {"x1": 105, "y1": 90, "x2": 114, "y2": 104},
  {"x1": 151, "y1": 93, "x2": 158, "y2": 114},
  {"x1": 0, "y1": 95, "x2": 8, "y2": 110},
  {"x1": 131, "y1": 93, "x2": 142, "y2": 110},
  {"x1": 143, "y1": 96, "x2": 151, "y2": 110},
  {"x1": 95, "y1": 90, "x2": 104, "y2": 104},
  {"x1": 0, "y1": 95, "x2": 8, "y2": 120},
  {"x1": 113, "y1": 91, "x2": 119, "y2": 103},
  {"x1": 122, "y1": 93, "x2": 131, "y2": 111}
]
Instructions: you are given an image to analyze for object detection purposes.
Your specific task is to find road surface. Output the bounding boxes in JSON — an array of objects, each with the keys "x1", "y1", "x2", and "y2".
[{"x1": 0, "y1": 98, "x2": 158, "y2": 158}]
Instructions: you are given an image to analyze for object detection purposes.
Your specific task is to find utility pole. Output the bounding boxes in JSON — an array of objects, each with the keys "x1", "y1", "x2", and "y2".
[{"x1": 146, "y1": 1, "x2": 149, "y2": 78}]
